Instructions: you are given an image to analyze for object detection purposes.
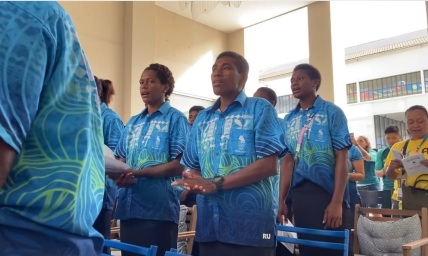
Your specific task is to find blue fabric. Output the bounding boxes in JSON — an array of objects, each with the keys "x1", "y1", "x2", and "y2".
[
  {"x1": 272, "y1": 117, "x2": 284, "y2": 214},
  {"x1": 181, "y1": 92, "x2": 287, "y2": 247},
  {"x1": 348, "y1": 145, "x2": 364, "y2": 206},
  {"x1": 359, "y1": 149, "x2": 380, "y2": 186},
  {"x1": 0, "y1": 1, "x2": 104, "y2": 254},
  {"x1": 101, "y1": 103, "x2": 124, "y2": 210},
  {"x1": 114, "y1": 102, "x2": 189, "y2": 223},
  {"x1": 283, "y1": 96, "x2": 352, "y2": 201}
]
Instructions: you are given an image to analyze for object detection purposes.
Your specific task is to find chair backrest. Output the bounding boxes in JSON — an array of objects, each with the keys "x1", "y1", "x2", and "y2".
[
  {"x1": 103, "y1": 239, "x2": 158, "y2": 256},
  {"x1": 276, "y1": 225, "x2": 349, "y2": 256},
  {"x1": 179, "y1": 205, "x2": 197, "y2": 254},
  {"x1": 353, "y1": 204, "x2": 428, "y2": 254},
  {"x1": 164, "y1": 248, "x2": 188, "y2": 256},
  {"x1": 359, "y1": 189, "x2": 392, "y2": 208}
]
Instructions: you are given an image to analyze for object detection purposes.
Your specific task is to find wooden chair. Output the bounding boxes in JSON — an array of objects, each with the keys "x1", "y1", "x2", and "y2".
[
  {"x1": 276, "y1": 225, "x2": 349, "y2": 256},
  {"x1": 177, "y1": 205, "x2": 197, "y2": 254},
  {"x1": 102, "y1": 239, "x2": 158, "y2": 256},
  {"x1": 110, "y1": 219, "x2": 120, "y2": 240},
  {"x1": 353, "y1": 204, "x2": 428, "y2": 256}
]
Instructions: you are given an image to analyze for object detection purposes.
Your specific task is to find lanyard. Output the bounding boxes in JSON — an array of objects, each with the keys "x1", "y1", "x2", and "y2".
[
  {"x1": 415, "y1": 134, "x2": 428, "y2": 154},
  {"x1": 401, "y1": 134, "x2": 428, "y2": 156},
  {"x1": 295, "y1": 112, "x2": 316, "y2": 157}
]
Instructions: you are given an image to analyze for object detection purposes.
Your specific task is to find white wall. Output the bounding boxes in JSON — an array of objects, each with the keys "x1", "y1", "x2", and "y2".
[
  {"x1": 345, "y1": 45, "x2": 428, "y2": 83},
  {"x1": 344, "y1": 45, "x2": 428, "y2": 144}
]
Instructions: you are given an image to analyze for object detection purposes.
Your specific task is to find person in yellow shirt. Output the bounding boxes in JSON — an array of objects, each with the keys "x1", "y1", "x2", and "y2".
[
  {"x1": 375, "y1": 125, "x2": 402, "y2": 209},
  {"x1": 385, "y1": 105, "x2": 428, "y2": 210}
]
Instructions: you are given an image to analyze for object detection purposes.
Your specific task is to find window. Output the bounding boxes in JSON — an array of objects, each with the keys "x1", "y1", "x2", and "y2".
[
  {"x1": 374, "y1": 115, "x2": 408, "y2": 149},
  {"x1": 425, "y1": 70, "x2": 428, "y2": 92},
  {"x1": 359, "y1": 71, "x2": 421, "y2": 102},
  {"x1": 276, "y1": 94, "x2": 299, "y2": 114},
  {"x1": 346, "y1": 83, "x2": 357, "y2": 103}
]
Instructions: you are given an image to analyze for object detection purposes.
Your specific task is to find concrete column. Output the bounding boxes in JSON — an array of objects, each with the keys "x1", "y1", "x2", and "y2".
[
  {"x1": 123, "y1": 2, "x2": 157, "y2": 121},
  {"x1": 307, "y1": 2, "x2": 335, "y2": 103}
]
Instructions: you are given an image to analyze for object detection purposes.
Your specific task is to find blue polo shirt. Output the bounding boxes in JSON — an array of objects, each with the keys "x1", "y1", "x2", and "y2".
[
  {"x1": 181, "y1": 92, "x2": 287, "y2": 247},
  {"x1": 101, "y1": 103, "x2": 124, "y2": 211},
  {"x1": 114, "y1": 102, "x2": 189, "y2": 223},
  {"x1": 348, "y1": 145, "x2": 364, "y2": 206},
  {"x1": 0, "y1": 2, "x2": 104, "y2": 254},
  {"x1": 283, "y1": 96, "x2": 352, "y2": 201}
]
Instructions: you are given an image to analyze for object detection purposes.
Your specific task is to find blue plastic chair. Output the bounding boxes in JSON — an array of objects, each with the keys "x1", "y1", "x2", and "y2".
[
  {"x1": 276, "y1": 225, "x2": 349, "y2": 256},
  {"x1": 164, "y1": 248, "x2": 189, "y2": 256},
  {"x1": 102, "y1": 239, "x2": 158, "y2": 256}
]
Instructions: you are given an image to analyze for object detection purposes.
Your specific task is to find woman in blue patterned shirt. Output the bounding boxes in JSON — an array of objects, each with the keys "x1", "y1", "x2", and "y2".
[{"x1": 113, "y1": 64, "x2": 190, "y2": 256}]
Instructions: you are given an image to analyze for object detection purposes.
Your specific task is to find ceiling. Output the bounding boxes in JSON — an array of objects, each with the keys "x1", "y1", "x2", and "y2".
[{"x1": 155, "y1": 1, "x2": 314, "y2": 33}]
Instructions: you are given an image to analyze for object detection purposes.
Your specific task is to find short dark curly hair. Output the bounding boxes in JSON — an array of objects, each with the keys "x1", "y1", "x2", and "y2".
[
  {"x1": 293, "y1": 63, "x2": 322, "y2": 91},
  {"x1": 144, "y1": 63, "x2": 175, "y2": 101},
  {"x1": 216, "y1": 51, "x2": 249, "y2": 75}
]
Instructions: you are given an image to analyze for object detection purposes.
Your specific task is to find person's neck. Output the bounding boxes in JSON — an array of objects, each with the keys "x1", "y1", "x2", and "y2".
[
  {"x1": 299, "y1": 94, "x2": 317, "y2": 110},
  {"x1": 219, "y1": 92, "x2": 240, "y2": 112},
  {"x1": 411, "y1": 133, "x2": 428, "y2": 140},
  {"x1": 147, "y1": 101, "x2": 164, "y2": 115}
]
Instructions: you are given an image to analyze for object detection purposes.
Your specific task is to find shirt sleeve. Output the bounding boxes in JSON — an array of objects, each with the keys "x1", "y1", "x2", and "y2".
[
  {"x1": 114, "y1": 122, "x2": 130, "y2": 160},
  {"x1": 104, "y1": 115, "x2": 124, "y2": 151},
  {"x1": 254, "y1": 104, "x2": 287, "y2": 159},
  {"x1": 0, "y1": 21, "x2": 48, "y2": 153},
  {"x1": 368, "y1": 149, "x2": 377, "y2": 162},
  {"x1": 328, "y1": 105, "x2": 352, "y2": 151},
  {"x1": 181, "y1": 116, "x2": 202, "y2": 170},
  {"x1": 350, "y1": 145, "x2": 363, "y2": 161},
  {"x1": 169, "y1": 113, "x2": 190, "y2": 160},
  {"x1": 384, "y1": 142, "x2": 403, "y2": 168}
]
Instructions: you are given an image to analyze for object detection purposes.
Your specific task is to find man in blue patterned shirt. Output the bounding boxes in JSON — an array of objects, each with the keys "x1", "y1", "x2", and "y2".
[
  {"x1": 0, "y1": 2, "x2": 104, "y2": 255},
  {"x1": 94, "y1": 76, "x2": 124, "y2": 253},
  {"x1": 173, "y1": 51, "x2": 286, "y2": 256},
  {"x1": 113, "y1": 63, "x2": 189, "y2": 256},
  {"x1": 277, "y1": 64, "x2": 352, "y2": 256}
]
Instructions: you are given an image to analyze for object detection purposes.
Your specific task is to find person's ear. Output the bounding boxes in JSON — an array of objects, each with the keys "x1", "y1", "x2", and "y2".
[{"x1": 238, "y1": 73, "x2": 248, "y2": 90}]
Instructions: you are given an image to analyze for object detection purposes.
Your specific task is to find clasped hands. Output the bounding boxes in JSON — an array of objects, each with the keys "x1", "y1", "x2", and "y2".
[
  {"x1": 172, "y1": 171, "x2": 217, "y2": 194},
  {"x1": 108, "y1": 170, "x2": 135, "y2": 188}
]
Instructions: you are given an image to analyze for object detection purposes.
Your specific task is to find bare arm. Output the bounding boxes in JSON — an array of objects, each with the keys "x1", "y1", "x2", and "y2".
[
  {"x1": 278, "y1": 154, "x2": 294, "y2": 209},
  {"x1": 332, "y1": 148, "x2": 349, "y2": 204},
  {"x1": 357, "y1": 144, "x2": 371, "y2": 161},
  {"x1": 351, "y1": 136, "x2": 371, "y2": 161},
  {"x1": 0, "y1": 139, "x2": 17, "y2": 188},
  {"x1": 133, "y1": 157, "x2": 185, "y2": 178},
  {"x1": 323, "y1": 148, "x2": 349, "y2": 228},
  {"x1": 221, "y1": 154, "x2": 278, "y2": 190},
  {"x1": 348, "y1": 158, "x2": 364, "y2": 181}
]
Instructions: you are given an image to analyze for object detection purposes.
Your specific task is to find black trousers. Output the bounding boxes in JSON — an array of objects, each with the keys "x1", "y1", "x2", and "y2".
[
  {"x1": 199, "y1": 241, "x2": 275, "y2": 256},
  {"x1": 291, "y1": 180, "x2": 353, "y2": 256},
  {"x1": 120, "y1": 219, "x2": 178, "y2": 256},
  {"x1": 93, "y1": 208, "x2": 112, "y2": 254}
]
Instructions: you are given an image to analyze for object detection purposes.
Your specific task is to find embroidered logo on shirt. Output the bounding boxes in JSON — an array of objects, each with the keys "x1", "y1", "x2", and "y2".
[{"x1": 262, "y1": 233, "x2": 271, "y2": 239}]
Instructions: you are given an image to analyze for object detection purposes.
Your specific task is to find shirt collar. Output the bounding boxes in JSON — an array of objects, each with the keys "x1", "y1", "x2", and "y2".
[
  {"x1": 210, "y1": 91, "x2": 247, "y2": 112},
  {"x1": 100, "y1": 102, "x2": 107, "y2": 113},
  {"x1": 141, "y1": 101, "x2": 171, "y2": 116},
  {"x1": 293, "y1": 95, "x2": 324, "y2": 113}
]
